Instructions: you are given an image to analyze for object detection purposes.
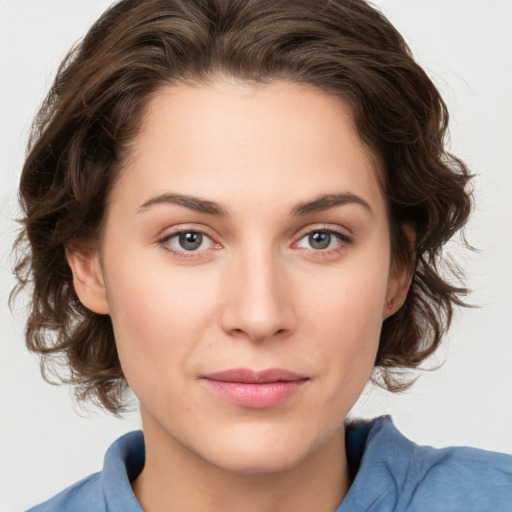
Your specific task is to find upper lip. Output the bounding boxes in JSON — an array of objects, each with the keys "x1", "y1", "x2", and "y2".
[{"x1": 201, "y1": 368, "x2": 308, "y2": 384}]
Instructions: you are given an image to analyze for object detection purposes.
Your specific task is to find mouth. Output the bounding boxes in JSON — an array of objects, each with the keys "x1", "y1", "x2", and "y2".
[{"x1": 200, "y1": 368, "x2": 310, "y2": 408}]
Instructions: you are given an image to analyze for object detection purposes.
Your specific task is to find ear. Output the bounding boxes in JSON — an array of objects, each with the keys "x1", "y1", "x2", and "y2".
[
  {"x1": 383, "y1": 225, "x2": 415, "y2": 319},
  {"x1": 66, "y1": 245, "x2": 110, "y2": 315}
]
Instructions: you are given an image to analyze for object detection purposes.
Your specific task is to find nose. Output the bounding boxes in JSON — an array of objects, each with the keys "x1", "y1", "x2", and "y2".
[{"x1": 220, "y1": 248, "x2": 296, "y2": 343}]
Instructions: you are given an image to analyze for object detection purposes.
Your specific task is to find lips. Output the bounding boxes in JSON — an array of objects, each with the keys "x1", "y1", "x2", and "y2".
[{"x1": 200, "y1": 368, "x2": 309, "y2": 408}]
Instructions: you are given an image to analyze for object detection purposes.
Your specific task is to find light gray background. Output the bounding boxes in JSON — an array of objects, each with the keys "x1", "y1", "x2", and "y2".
[{"x1": 1, "y1": 1, "x2": 511, "y2": 510}]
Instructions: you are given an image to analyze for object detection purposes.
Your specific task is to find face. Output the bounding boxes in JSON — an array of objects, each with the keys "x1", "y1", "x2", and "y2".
[{"x1": 71, "y1": 80, "x2": 409, "y2": 474}]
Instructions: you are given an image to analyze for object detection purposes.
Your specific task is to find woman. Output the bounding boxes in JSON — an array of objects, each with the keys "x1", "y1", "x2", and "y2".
[{"x1": 12, "y1": 0, "x2": 512, "y2": 510}]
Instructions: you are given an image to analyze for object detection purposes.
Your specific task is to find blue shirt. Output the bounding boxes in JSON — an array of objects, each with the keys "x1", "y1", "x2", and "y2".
[{"x1": 27, "y1": 417, "x2": 512, "y2": 511}]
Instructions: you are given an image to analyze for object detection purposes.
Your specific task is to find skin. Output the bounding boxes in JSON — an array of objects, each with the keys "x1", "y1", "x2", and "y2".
[{"x1": 68, "y1": 80, "x2": 411, "y2": 512}]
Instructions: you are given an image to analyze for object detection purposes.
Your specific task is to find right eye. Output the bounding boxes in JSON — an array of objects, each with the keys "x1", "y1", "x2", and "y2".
[{"x1": 160, "y1": 230, "x2": 218, "y2": 255}]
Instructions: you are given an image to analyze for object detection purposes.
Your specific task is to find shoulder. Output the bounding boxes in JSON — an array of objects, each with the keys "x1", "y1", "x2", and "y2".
[
  {"x1": 25, "y1": 473, "x2": 104, "y2": 512},
  {"x1": 407, "y1": 439, "x2": 512, "y2": 510},
  {"x1": 25, "y1": 431, "x2": 145, "y2": 512},
  {"x1": 342, "y1": 416, "x2": 512, "y2": 512}
]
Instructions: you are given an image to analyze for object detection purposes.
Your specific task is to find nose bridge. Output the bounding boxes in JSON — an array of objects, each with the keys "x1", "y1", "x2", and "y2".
[{"x1": 221, "y1": 241, "x2": 294, "y2": 342}]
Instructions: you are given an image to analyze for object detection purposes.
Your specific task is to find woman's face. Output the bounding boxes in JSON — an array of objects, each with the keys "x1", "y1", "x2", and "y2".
[{"x1": 72, "y1": 80, "x2": 409, "y2": 473}]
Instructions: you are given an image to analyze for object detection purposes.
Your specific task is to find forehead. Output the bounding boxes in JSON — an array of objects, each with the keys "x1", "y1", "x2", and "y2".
[{"x1": 113, "y1": 80, "x2": 386, "y2": 217}]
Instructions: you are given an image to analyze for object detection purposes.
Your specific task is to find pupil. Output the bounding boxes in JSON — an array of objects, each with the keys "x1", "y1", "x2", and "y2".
[
  {"x1": 179, "y1": 232, "x2": 202, "y2": 250},
  {"x1": 309, "y1": 232, "x2": 331, "y2": 250}
]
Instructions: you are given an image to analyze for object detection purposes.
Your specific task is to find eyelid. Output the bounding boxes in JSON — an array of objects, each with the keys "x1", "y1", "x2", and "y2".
[
  {"x1": 295, "y1": 224, "x2": 352, "y2": 242},
  {"x1": 292, "y1": 225, "x2": 353, "y2": 253},
  {"x1": 156, "y1": 223, "x2": 353, "y2": 259},
  {"x1": 157, "y1": 225, "x2": 222, "y2": 257}
]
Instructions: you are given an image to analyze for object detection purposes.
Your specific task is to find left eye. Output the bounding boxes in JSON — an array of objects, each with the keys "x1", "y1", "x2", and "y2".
[
  {"x1": 296, "y1": 230, "x2": 346, "y2": 250},
  {"x1": 164, "y1": 231, "x2": 214, "y2": 252}
]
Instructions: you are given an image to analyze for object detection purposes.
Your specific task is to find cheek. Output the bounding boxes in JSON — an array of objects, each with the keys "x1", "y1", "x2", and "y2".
[
  {"x1": 305, "y1": 256, "x2": 389, "y2": 335},
  {"x1": 301, "y1": 254, "x2": 389, "y2": 391},
  {"x1": 103, "y1": 253, "x2": 219, "y2": 383}
]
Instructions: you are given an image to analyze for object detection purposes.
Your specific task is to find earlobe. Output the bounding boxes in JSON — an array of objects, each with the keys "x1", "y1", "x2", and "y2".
[
  {"x1": 66, "y1": 246, "x2": 110, "y2": 315},
  {"x1": 383, "y1": 225, "x2": 415, "y2": 319},
  {"x1": 383, "y1": 270, "x2": 412, "y2": 319}
]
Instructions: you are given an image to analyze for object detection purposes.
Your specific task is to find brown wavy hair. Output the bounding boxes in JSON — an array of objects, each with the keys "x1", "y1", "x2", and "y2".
[{"x1": 13, "y1": 0, "x2": 472, "y2": 413}]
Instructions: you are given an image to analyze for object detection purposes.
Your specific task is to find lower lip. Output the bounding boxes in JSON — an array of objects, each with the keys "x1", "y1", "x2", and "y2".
[{"x1": 201, "y1": 379, "x2": 308, "y2": 408}]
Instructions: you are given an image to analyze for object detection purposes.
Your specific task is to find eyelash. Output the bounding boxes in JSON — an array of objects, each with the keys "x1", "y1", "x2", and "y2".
[
  {"x1": 158, "y1": 226, "x2": 352, "y2": 258},
  {"x1": 293, "y1": 226, "x2": 353, "y2": 257},
  {"x1": 158, "y1": 228, "x2": 219, "y2": 258}
]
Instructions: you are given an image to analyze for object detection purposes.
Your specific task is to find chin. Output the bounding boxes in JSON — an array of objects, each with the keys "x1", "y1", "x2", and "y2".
[
  {"x1": 210, "y1": 446, "x2": 309, "y2": 475},
  {"x1": 198, "y1": 424, "x2": 328, "y2": 475}
]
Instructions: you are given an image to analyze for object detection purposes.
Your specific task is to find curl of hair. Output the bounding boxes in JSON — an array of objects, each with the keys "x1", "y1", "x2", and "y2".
[{"x1": 13, "y1": 0, "x2": 472, "y2": 413}]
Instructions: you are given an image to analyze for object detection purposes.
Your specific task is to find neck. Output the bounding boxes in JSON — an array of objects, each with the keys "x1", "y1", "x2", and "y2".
[{"x1": 132, "y1": 412, "x2": 349, "y2": 512}]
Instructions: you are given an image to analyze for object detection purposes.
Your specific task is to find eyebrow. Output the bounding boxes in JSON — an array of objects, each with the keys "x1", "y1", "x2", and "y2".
[
  {"x1": 138, "y1": 193, "x2": 229, "y2": 216},
  {"x1": 290, "y1": 193, "x2": 373, "y2": 216},
  {"x1": 138, "y1": 191, "x2": 372, "y2": 217}
]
